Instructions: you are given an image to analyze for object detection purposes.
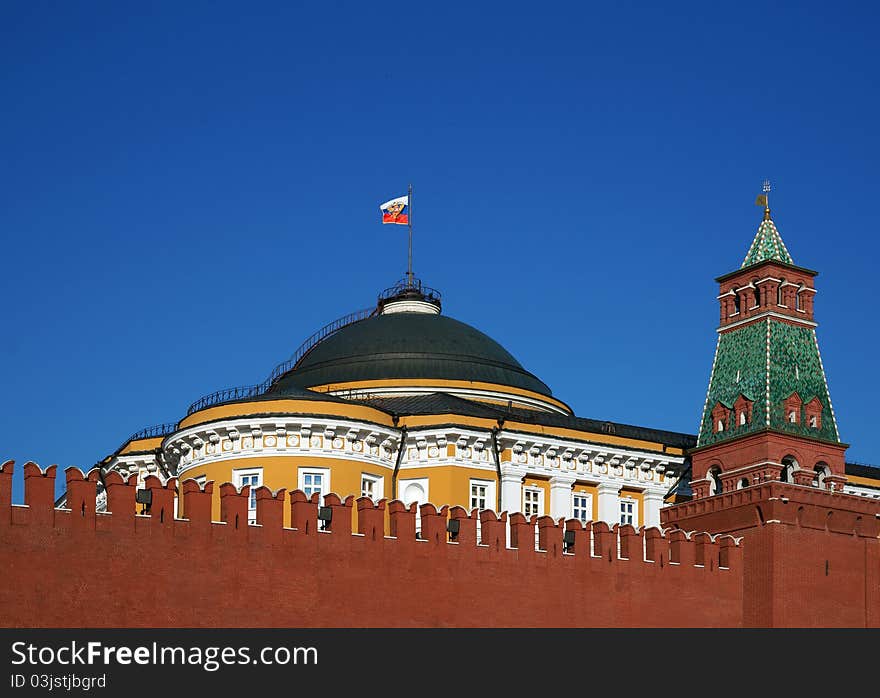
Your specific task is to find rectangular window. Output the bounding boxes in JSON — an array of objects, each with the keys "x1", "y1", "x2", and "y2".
[
  {"x1": 471, "y1": 483, "x2": 487, "y2": 510},
  {"x1": 523, "y1": 488, "x2": 543, "y2": 517},
  {"x1": 299, "y1": 468, "x2": 330, "y2": 502},
  {"x1": 572, "y1": 493, "x2": 592, "y2": 523},
  {"x1": 361, "y1": 473, "x2": 383, "y2": 501},
  {"x1": 619, "y1": 498, "x2": 636, "y2": 526},
  {"x1": 233, "y1": 467, "x2": 262, "y2": 520},
  {"x1": 467, "y1": 479, "x2": 495, "y2": 512}
]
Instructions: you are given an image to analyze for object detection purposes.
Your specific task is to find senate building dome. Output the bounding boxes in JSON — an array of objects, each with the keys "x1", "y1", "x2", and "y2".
[
  {"x1": 270, "y1": 313, "x2": 553, "y2": 399},
  {"x1": 267, "y1": 282, "x2": 561, "y2": 414}
]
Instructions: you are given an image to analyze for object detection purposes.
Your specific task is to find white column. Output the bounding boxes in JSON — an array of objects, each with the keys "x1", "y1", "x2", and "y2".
[
  {"x1": 549, "y1": 474, "x2": 577, "y2": 520},
  {"x1": 596, "y1": 482, "x2": 622, "y2": 525},
  {"x1": 642, "y1": 489, "x2": 665, "y2": 529},
  {"x1": 499, "y1": 465, "x2": 526, "y2": 549},
  {"x1": 500, "y1": 465, "x2": 526, "y2": 513}
]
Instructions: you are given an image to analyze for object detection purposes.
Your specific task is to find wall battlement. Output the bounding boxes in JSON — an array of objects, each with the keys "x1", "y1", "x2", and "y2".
[
  {"x1": 0, "y1": 459, "x2": 747, "y2": 627},
  {"x1": 2, "y1": 460, "x2": 741, "y2": 572},
  {"x1": 3, "y1": 459, "x2": 877, "y2": 627},
  {"x1": 662, "y1": 480, "x2": 880, "y2": 537}
]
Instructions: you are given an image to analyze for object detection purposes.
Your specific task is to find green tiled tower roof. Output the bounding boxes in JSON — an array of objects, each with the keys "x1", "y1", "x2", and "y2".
[
  {"x1": 698, "y1": 207, "x2": 840, "y2": 448},
  {"x1": 741, "y1": 211, "x2": 793, "y2": 268},
  {"x1": 697, "y1": 320, "x2": 840, "y2": 446}
]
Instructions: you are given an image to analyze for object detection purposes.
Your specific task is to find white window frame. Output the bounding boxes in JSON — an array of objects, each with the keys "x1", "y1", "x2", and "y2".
[
  {"x1": 298, "y1": 467, "x2": 330, "y2": 503},
  {"x1": 572, "y1": 492, "x2": 592, "y2": 523},
  {"x1": 523, "y1": 487, "x2": 544, "y2": 517},
  {"x1": 360, "y1": 472, "x2": 384, "y2": 501},
  {"x1": 233, "y1": 467, "x2": 262, "y2": 521},
  {"x1": 469, "y1": 478, "x2": 495, "y2": 512},
  {"x1": 619, "y1": 496, "x2": 637, "y2": 526}
]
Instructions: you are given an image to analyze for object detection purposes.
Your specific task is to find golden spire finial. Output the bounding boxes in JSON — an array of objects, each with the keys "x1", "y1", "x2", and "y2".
[{"x1": 755, "y1": 179, "x2": 771, "y2": 220}]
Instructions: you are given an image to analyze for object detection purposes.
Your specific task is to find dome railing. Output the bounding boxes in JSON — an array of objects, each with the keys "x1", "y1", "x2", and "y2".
[
  {"x1": 183, "y1": 306, "x2": 377, "y2": 416},
  {"x1": 185, "y1": 385, "x2": 266, "y2": 416},
  {"x1": 268, "y1": 306, "x2": 378, "y2": 381},
  {"x1": 377, "y1": 278, "x2": 441, "y2": 306},
  {"x1": 113, "y1": 422, "x2": 178, "y2": 454}
]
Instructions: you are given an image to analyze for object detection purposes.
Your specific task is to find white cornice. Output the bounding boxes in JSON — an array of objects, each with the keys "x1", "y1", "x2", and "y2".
[
  {"x1": 160, "y1": 415, "x2": 681, "y2": 494},
  {"x1": 718, "y1": 311, "x2": 817, "y2": 332},
  {"x1": 326, "y1": 385, "x2": 570, "y2": 415}
]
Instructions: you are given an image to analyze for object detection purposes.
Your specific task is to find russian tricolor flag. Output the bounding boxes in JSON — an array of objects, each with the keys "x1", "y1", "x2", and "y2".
[{"x1": 380, "y1": 195, "x2": 409, "y2": 225}]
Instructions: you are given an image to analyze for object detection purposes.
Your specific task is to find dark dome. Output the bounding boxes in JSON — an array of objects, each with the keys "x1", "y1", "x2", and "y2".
[{"x1": 268, "y1": 312, "x2": 553, "y2": 397}]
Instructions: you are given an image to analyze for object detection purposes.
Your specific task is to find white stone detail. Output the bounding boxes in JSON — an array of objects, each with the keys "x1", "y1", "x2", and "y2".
[{"x1": 380, "y1": 299, "x2": 441, "y2": 315}]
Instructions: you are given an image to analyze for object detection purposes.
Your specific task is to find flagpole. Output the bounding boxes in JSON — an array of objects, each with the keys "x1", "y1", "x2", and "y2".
[{"x1": 407, "y1": 183, "x2": 413, "y2": 288}]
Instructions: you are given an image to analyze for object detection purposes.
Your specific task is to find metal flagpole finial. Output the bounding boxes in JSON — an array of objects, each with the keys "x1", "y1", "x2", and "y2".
[
  {"x1": 756, "y1": 179, "x2": 772, "y2": 220},
  {"x1": 407, "y1": 183, "x2": 413, "y2": 288}
]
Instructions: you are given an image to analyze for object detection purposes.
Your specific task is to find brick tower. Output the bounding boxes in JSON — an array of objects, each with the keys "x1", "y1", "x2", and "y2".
[{"x1": 687, "y1": 189, "x2": 848, "y2": 499}]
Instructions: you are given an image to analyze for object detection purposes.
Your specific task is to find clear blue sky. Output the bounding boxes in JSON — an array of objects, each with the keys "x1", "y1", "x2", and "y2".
[{"x1": 2, "y1": 1, "x2": 878, "y2": 502}]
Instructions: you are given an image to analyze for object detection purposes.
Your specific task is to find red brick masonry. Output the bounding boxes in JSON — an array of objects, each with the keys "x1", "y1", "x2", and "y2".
[{"x1": 0, "y1": 460, "x2": 876, "y2": 627}]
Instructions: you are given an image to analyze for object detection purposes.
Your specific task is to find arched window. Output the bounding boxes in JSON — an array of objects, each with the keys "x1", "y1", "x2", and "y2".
[
  {"x1": 780, "y1": 456, "x2": 798, "y2": 483},
  {"x1": 783, "y1": 392, "x2": 803, "y2": 426},
  {"x1": 752, "y1": 287, "x2": 759, "y2": 309},
  {"x1": 738, "y1": 477, "x2": 750, "y2": 490},
  {"x1": 733, "y1": 294, "x2": 741, "y2": 314},
  {"x1": 739, "y1": 411, "x2": 747, "y2": 426},
  {"x1": 778, "y1": 279, "x2": 786, "y2": 306},
  {"x1": 805, "y1": 397, "x2": 823, "y2": 430},
  {"x1": 815, "y1": 463, "x2": 830, "y2": 489},
  {"x1": 708, "y1": 467, "x2": 723, "y2": 496},
  {"x1": 711, "y1": 402, "x2": 730, "y2": 434}
]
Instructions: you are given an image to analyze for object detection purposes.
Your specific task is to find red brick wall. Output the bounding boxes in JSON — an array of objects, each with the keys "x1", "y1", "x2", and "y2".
[
  {"x1": 0, "y1": 462, "x2": 743, "y2": 628},
  {"x1": 663, "y1": 482, "x2": 880, "y2": 627},
  {"x1": 5, "y1": 463, "x2": 877, "y2": 628}
]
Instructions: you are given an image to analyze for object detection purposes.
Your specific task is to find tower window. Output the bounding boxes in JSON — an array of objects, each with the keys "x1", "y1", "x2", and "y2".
[
  {"x1": 783, "y1": 393, "x2": 803, "y2": 426},
  {"x1": 781, "y1": 456, "x2": 798, "y2": 483},
  {"x1": 708, "y1": 467, "x2": 723, "y2": 496},
  {"x1": 805, "y1": 397, "x2": 823, "y2": 430},
  {"x1": 733, "y1": 394, "x2": 753, "y2": 429},
  {"x1": 712, "y1": 401, "x2": 734, "y2": 434}
]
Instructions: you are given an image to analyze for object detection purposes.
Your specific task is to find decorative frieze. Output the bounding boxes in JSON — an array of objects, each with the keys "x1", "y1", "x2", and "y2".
[{"x1": 168, "y1": 417, "x2": 400, "y2": 476}]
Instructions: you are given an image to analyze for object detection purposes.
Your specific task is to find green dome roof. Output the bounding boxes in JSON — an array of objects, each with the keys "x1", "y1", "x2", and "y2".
[{"x1": 267, "y1": 312, "x2": 553, "y2": 397}]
